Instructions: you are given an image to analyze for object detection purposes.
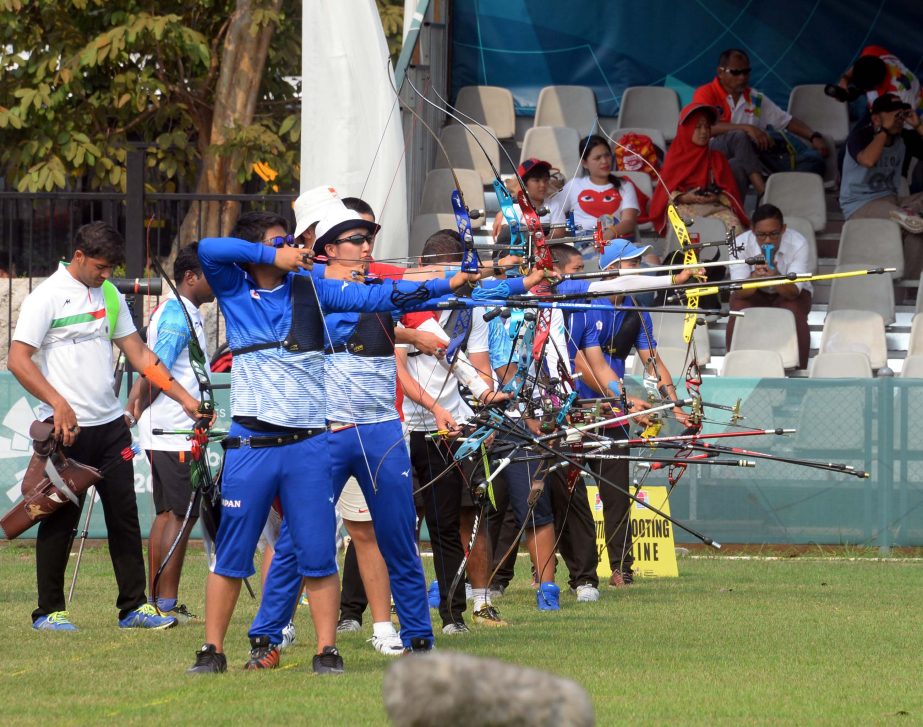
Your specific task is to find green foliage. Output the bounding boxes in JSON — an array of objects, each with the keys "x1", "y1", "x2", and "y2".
[
  {"x1": 0, "y1": 1, "x2": 301, "y2": 193},
  {"x1": 377, "y1": 0, "x2": 405, "y2": 59}
]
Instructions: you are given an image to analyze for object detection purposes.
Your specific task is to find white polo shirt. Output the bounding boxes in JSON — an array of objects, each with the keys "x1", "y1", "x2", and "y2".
[
  {"x1": 13, "y1": 263, "x2": 135, "y2": 425},
  {"x1": 730, "y1": 229, "x2": 813, "y2": 294}
]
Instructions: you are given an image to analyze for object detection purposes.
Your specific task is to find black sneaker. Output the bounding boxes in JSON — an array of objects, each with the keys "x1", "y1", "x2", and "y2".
[
  {"x1": 244, "y1": 635, "x2": 280, "y2": 670},
  {"x1": 312, "y1": 645, "x2": 345, "y2": 675},
  {"x1": 402, "y1": 637, "x2": 434, "y2": 655},
  {"x1": 187, "y1": 643, "x2": 228, "y2": 674}
]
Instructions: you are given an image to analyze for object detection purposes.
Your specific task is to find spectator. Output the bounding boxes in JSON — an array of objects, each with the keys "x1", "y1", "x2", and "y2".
[
  {"x1": 840, "y1": 93, "x2": 923, "y2": 279},
  {"x1": 650, "y1": 103, "x2": 749, "y2": 238},
  {"x1": 693, "y1": 48, "x2": 829, "y2": 195},
  {"x1": 725, "y1": 204, "x2": 813, "y2": 369},
  {"x1": 491, "y1": 157, "x2": 552, "y2": 241}
]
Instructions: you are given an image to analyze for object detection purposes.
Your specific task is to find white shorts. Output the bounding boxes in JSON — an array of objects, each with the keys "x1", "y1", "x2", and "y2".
[{"x1": 336, "y1": 477, "x2": 372, "y2": 523}]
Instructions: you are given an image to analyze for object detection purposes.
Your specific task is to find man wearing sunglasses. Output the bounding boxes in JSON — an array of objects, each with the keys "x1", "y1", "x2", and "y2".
[{"x1": 693, "y1": 48, "x2": 828, "y2": 196}]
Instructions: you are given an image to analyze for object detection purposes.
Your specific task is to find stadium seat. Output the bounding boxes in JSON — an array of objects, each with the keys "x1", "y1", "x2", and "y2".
[
  {"x1": 454, "y1": 86, "x2": 516, "y2": 140},
  {"x1": 720, "y1": 350, "x2": 786, "y2": 377},
  {"x1": 818, "y1": 309, "x2": 888, "y2": 369},
  {"x1": 827, "y1": 265, "x2": 895, "y2": 325},
  {"x1": 408, "y1": 213, "x2": 457, "y2": 257},
  {"x1": 616, "y1": 86, "x2": 681, "y2": 143},
  {"x1": 520, "y1": 126, "x2": 581, "y2": 177},
  {"x1": 784, "y1": 216, "x2": 818, "y2": 273},
  {"x1": 628, "y1": 345, "x2": 696, "y2": 378},
  {"x1": 836, "y1": 218, "x2": 903, "y2": 279},
  {"x1": 762, "y1": 172, "x2": 827, "y2": 232},
  {"x1": 901, "y1": 354, "x2": 923, "y2": 378},
  {"x1": 435, "y1": 124, "x2": 501, "y2": 186},
  {"x1": 664, "y1": 216, "x2": 730, "y2": 261},
  {"x1": 916, "y1": 273, "x2": 923, "y2": 314},
  {"x1": 419, "y1": 169, "x2": 486, "y2": 227},
  {"x1": 787, "y1": 84, "x2": 850, "y2": 144},
  {"x1": 809, "y1": 352, "x2": 873, "y2": 378},
  {"x1": 613, "y1": 170, "x2": 653, "y2": 200},
  {"x1": 907, "y1": 313, "x2": 923, "y2": 356},
  {"x1": 643, "y1": 312, "x2": 711, "y2": 364},
  {"x1": 729, "y1": 307, "x2": 799, "y2": 369},
  {"x1": 534, "y1": 85, "x2": 598, "y2": 138},
  {"x1": 603, "y1": 125, "x2": 667, "y2": 155}
]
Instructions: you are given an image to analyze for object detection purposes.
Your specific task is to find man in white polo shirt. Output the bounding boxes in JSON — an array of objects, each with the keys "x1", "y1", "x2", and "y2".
[{"x1": 9, "y1": 221, "x2": 202, "y2": 631}]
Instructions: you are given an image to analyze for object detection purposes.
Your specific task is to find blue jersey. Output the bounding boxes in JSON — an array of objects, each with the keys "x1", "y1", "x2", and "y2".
[{"x1": 198, "y1": 237, "x2": 452, "y2": 428}]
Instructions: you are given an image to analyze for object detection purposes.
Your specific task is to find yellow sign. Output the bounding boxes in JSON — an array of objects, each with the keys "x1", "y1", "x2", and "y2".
[{"x1": 586, "y1": 484, "x2": 678, "y2": 579}]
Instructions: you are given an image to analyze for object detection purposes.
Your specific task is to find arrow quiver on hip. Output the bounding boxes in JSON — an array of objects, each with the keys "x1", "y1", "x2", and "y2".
[{"x1": 0, "y1": 421, "x2": 102, "y2": 539}]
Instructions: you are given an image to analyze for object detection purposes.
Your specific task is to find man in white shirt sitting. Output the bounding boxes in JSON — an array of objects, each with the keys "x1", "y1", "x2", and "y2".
[{"x1": 725, "y1": 204, "x2": 814, "y2": 369}]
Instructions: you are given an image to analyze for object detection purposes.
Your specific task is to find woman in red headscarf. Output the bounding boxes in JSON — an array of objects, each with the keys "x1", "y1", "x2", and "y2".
[{"x1": 650, "y1": 103, "x2": 749, "y2": 236}]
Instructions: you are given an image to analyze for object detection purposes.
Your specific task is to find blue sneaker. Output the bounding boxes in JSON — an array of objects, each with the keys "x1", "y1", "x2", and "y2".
[
  {"x1": 428, "y1": 580, "x2": 440, "y2": 609},
  {"x1": 119, "y1": 603, "x2": 177, "y2": 629},
  {"x1": 536, "y1": 582, "x2": 560, "y2": 611},
  {"x1": 33, "y1": 611, "x2": 78, "y2": 631}
]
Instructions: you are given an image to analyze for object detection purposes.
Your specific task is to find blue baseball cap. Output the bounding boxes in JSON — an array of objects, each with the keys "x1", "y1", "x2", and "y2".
[{"x1": 599, "y1": 241, "x2": 652, "y2": 269}]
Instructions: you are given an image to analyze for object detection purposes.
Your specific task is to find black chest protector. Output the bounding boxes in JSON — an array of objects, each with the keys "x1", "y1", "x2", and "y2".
[
  {"x1": 231, "y1": 274, "x2": 325, "y2": 356},
  {"x1": 602, "y1": 312, "x2": 644, "y2": 361},
  {"x1": 326, "y1": 312, "x2": 396, "y2": 357}
]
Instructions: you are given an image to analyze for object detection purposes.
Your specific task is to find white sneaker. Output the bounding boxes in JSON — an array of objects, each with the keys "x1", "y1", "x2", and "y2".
[
  {"x1": 890, "y1": 208, "x2": 923, "y2": 234},
  {"x1": 575, "y1": 584, "x2": 600, "y2": 602},
  {"x1": 369, "y1": 632, "x2": 405, "y2": 656},
  {"x1": 280, "y1": 620, "x2": 296, "y2": 651}
]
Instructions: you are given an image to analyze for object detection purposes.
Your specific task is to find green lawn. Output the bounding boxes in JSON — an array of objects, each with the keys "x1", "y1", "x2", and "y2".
[{"x1": 1, "y1": 542, "x2": 922, "y2": 726}]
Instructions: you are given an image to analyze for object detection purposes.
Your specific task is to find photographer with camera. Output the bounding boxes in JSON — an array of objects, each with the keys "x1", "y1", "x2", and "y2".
[{"x1": 841, "y1": 94, "x2": 923, "y2": 279}]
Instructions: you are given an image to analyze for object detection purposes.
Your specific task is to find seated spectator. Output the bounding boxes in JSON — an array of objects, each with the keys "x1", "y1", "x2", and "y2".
[
  {"x1": 491, "y1": 157, "x2": 551, "y2": 241},
  {"x1": 650, "y1": 103, "x2": 749, "y2": 239},
  {"x1": 693, "y1": 48, "x2": 829, "y2": 196},
  {"x1": 725, "y1": 204, "x2": 813, "y2": 369},
  {"x1": 548, "y1": 134, "x2": 639, "y2": 242},
  {"x1": 833, "y1": 47, "x2": 923, "y2": 190},
  {"x1": 840, "y1": 93, "x2": 923, "y2": 279}
]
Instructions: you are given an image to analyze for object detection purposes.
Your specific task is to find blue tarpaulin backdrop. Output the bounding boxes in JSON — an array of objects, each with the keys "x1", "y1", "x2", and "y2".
[{"x1": 451, "y1": 0, "x2": 923, "y2": 116}]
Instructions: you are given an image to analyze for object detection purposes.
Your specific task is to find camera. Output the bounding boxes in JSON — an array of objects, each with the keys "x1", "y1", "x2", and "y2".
[{"x1": 824, "y1": 84, "x2": 862, "y2": 103}]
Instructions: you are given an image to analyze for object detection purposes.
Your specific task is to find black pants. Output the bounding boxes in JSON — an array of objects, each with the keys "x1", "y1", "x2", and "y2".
[
  {"x1": 487, "y1": 499, "x2": 520, "y2": 589},
  {"x1": 338, "y1": 539, "x2": 368, "y2": 623},
  {"x1": 587, "y1": 446, "x2": 634, "y2": 575},
  {"x1": 33, "y1": 417, "x2": 147, "y2": 621},
  {"x1": 410, "y1": 431, "x2": 471, "y2": 628}
]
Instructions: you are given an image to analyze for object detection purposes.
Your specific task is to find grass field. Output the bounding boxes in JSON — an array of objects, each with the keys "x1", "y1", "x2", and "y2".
[{"x1": 2, "y1": 542, "x2": 922, "y2": 726}]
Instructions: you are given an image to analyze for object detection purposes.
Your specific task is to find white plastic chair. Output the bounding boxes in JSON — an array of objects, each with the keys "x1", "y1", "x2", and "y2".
[
  {"x1": 408, "y1": 213, "x2": 457, "y2": 257},
  {"x1": 729, "y1": 308, "x2": 800, "y2": 369},
  {"x1": 787, "y1": 84, "x2": 850, "y2": 144},
  {"x1": 827, "y1": 265, "x2": 895, "y2": 326},
  {"x1": 901, "y1": 354, "x2": 923, "y2": 378},
  {"x1": 419, "y1": 169, "x2": 486, "y2": 227},
  {"x1": 436, "y1": 124, "x2": 501, "y2": 186},
  {"x1": 534, "y1": 85, "x2": 598, "y2": 138},
  {"x1": 809, "y1": 352, "x2": 873, "y2": 378},
  {"x1": 763, "y1": 172, "x2": 827, "y2": 232},
  {"x1": 784, "y1": 216, "x2": 818, "y2": 274},
  {"x1": 616, "y1": 87, "x2": 681, "y2": 143},
  {"x1": 836, "y1": 218, "x2": 904, "y2": 279},
  {"x1": 819, "y1": 309, "x2": 888, "y2": 369},
  {"x1": 520, "y1": 126, "x2": 581, "y2": 177},
  {"x1": 720, "y1": 350, "x2": 786, "y2": 377},
  {"x1": 454, "y1": 86, "x2": 516, "y2": 139}
]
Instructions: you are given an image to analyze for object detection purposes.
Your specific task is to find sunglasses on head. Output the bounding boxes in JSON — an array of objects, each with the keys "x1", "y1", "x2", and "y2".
[
  {"x1": 263, "y1": 234, "x2": 298, "y2": 248},
  {"x1": 334, "y1": 233, "x2": 375, "y2": 245},
  {"x1": 721, "y1": 67, "x2": 751, "y2": 76}
]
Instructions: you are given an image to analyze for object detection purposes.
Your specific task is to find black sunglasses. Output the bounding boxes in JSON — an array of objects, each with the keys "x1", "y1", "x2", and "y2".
[
  {"x1": 720, "y1": 67, "x2": 752, "y2": 77},
  {"x1": 334, "y1": 233, "x2": 375, "y2": 245},
  {"x1": 263, "y1": 234, "x2": 298, "y2": 248}
]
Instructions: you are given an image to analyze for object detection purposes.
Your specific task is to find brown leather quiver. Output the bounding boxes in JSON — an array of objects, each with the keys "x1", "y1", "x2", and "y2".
[{"x1": 0, "y1": 421, "x2": 102, "y2": 540}]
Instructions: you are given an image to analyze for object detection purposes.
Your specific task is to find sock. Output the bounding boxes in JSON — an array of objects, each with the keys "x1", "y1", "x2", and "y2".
[
  {"x1": 156, "y1": 597, "x2": 177, "y2": 612},
  {"x1": 373, "y1": 621, "x2": 397, "y2": 638},
  {"x1": 472, "y1": 588, "x2": 489, "y2": 611}
]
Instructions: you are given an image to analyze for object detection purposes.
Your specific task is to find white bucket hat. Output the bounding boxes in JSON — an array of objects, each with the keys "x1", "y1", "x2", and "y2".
[{"x1": 293, "y1": 185, "x2": 340, "y2": 238}]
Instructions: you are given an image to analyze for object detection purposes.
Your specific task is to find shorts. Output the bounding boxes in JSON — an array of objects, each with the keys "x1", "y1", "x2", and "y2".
[
  {"x1": 337, "y1": 477, "x2": 372, "y2": 522},
  {"x1": 148, "y1": 450, "x2": 194, "y2": 515}
]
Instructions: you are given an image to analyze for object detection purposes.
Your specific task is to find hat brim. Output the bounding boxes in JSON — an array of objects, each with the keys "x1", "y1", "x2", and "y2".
[
  {"x1": 679, "y1": 103, "x2": 721, "y2": 126},
  {"x1": 520, "y1": 160, "x2": 552, "y2": 179},
  {"x1": 601, "y1": 243, "x2": 652, "y2": 268},
  {"x1": 313, "y1": 219, "x2": 380, "y2": 257}
]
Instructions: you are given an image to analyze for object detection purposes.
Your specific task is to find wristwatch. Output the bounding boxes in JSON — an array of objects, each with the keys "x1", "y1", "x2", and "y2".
[{"x1": 123, "y1": 411, "x2": 137, "y2": 427}]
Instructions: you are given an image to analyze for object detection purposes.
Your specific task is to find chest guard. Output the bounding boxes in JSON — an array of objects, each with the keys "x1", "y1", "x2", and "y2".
[
  {"x1": 602, "y1": 312, "x2": 643, "y2": 362},
  {"x1": 327, "y1": 312, "x2": 396, "y2": 357},
  {"x1": 232, "y1": 274, "x2": 325, "y2": 356}
]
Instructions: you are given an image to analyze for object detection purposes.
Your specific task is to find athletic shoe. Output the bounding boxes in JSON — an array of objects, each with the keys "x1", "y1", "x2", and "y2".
[
  {"x1": 441, "y1": 622, "x2": 470, "y2": 635},
  {"x1": 472, "y1": 605, "x2": 508, "y2": 627},
  {"x1": 158, "y1": 603, "x2": 198, "y2": 624},
  {"x1": 280, "y1": 620, "x2": 296, "y2": 651},
  {"x1": 536, "y1": 582, "x2": 561, "y2": 611},
  {"x1": 608, "y1": 571, "x2": 633, "y2": 588},
  {"x1": 336, "y1": 618, "x2": 362, "y2": 633},
  {"x1": 312, "y1": 645, "x2": 345, "y2": 675},
  {"x1": 118, "y1": 603, "x2": 177, "y2": 629},
  {"x1": 32, "y1": 611, "x2": 78, "y2": 631},
  {"x1": 369, "y1": 632, "x2": 405, "y2": 656},
  {"x1": 244, "y1": 636, "x2": 280, "y2": 670},
  {"x1": 187, "y1": 643, "x2": 228, "y2": 674},
  {"x1": 402, "y1": 637, "x2": 434, "y2": 655},
  {"x1": 427, "y1": 580, "x2": 440, "y2": 609},
  {"x1": 574, "y1": 584, "x2": 600, "y2": 603},
  {"x1": 891, "y1": 208, "x2": 923, "y2": 234}
]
